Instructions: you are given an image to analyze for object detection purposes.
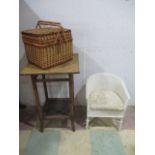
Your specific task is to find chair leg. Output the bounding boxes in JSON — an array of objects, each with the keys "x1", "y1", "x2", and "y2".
[
  {"x1": 86, "y1": 118, "x2": 90, "y2": 129},
  {"x1": 118, "y1": 118, "x2": 123, "y2": 130}
]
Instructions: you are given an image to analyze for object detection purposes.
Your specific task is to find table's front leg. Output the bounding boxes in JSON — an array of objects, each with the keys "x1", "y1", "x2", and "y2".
[
  {"x1": 69, "y1": 74, "x2": 75, "y2": 131},
  {"x1": 42, "y1": 75, "x2": 49, "y2": 113},
  {"x1": 31, "y1": 75, "x2": 44, "y2": 132}
]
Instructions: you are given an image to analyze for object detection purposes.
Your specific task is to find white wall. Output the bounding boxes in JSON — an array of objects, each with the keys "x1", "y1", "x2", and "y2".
[{"x1": 19, "y1": 0, "x2": 135, "y2": 105}]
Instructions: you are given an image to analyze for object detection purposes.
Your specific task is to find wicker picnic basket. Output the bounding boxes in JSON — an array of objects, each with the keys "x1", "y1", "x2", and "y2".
[{"x1": 22, "y1": 20, "x2": 73, "y2": 69}]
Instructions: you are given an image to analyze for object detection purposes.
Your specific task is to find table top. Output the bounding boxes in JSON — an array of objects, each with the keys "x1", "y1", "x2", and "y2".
[{"x1": 20, "y1": 53, "x2": 80, "y2": 75}]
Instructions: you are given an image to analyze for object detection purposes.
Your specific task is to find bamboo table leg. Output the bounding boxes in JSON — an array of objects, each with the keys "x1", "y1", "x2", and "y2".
[
  {"x1": 42, "y1": 74, "x2": 48, "y2": 101},
  {"x1": 42, "y1": 75, "x2": 49, "y2": 113},
  {"x1": 31, "y1": 75, "x2": 44, "y2": 132},
  {"x1": 69, "y1": 74, "x2": 75, "y2": 131}
]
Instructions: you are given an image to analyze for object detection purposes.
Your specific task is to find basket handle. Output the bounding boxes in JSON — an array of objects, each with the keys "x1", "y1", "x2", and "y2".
[
  {"x1": 36, "y1": 20, "x2": 67, "y2": 42},
  {"x1": 36, "y1": 20, "x2": 62, "y2": 28}
]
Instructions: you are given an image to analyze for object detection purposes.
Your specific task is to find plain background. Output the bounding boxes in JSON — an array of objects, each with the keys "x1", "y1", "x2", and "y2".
[
  {"x1": 19, "y1": 0, "x2": 135, "y2": 106},
  {"x1": 0, "y1": 0, "x2": 155, "y2": 155}
]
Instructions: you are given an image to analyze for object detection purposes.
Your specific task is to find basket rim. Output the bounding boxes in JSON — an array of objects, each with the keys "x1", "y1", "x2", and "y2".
[{"x1": 22, "y1": 27, "x2": 71, "y2": 37}]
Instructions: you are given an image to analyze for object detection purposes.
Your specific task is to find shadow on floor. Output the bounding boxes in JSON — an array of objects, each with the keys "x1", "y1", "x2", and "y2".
[{"x1": 19, "y1": 105, "x2": 134, "y2": 130}]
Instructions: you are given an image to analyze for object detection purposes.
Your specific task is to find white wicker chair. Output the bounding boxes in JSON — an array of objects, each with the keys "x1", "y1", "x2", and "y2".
[{"x1": 86, "y1": 73, "x2": 130, "y2": 130}]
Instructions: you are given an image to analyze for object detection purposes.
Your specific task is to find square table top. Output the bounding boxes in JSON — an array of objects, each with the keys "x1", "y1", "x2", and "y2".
[{"x1": 20, "y1": 53, "x2": 80, "y2": 75}]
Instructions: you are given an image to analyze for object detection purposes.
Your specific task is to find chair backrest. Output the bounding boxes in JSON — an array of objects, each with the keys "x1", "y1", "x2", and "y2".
[{"x1": 86, "y1": 73, "x2": 130, "y2": 103}]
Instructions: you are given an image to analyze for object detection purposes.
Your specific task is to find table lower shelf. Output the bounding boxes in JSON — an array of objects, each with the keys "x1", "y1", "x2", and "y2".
[
  {"x1": 43, "y1": 98, "x2": 70, "y2": 120},
  {"x1": 44, "y1": 115, "x2": 69, "y2": 120}
]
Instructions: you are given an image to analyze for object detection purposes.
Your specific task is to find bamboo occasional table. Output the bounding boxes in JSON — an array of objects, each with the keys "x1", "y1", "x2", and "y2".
[{"x1": 20, "y1": 53, "x2": 80, "y2": 132}]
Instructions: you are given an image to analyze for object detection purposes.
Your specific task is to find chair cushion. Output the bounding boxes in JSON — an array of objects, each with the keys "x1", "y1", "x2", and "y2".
[{"x1": 88, "y1": 90, "x2": 125, "y2": 111}]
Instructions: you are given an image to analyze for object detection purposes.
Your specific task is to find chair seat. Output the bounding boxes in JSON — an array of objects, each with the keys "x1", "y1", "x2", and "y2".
[{"x1": 88, "y1": 90, "x2": 125, "y2": 111}]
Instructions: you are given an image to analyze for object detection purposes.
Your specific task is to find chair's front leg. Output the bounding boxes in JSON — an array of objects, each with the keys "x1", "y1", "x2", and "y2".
[
  {"x1": 86, "y1": 118, "x2": 90, "y2": 129},
  {"x1": 118, "y1": 118, "x2": 123, "y2": 130}
]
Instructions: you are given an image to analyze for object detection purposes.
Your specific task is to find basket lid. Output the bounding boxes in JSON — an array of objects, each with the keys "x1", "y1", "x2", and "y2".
[{"x1": 22, "y1": 28, "x2": 69, "y2": 36}]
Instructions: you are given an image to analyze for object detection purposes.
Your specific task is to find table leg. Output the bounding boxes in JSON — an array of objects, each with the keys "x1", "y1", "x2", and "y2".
[
  {"x1": 31, "y1": 75, "x2": 44, "y2": 132},
  {"x1": 42, "y1": 75, "x2": 49, "y2": 112},
  {"x1": 42, "y1": 75, "x2": 48, "y2": 100},
  {"x1": 69, "y1": 74, "x2": 75, "y2": 131}
]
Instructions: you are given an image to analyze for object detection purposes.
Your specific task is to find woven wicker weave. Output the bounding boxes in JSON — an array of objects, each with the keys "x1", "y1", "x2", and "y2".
[{"x1": 22, "y1": 20, "x2": 73, "y2": 69}]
